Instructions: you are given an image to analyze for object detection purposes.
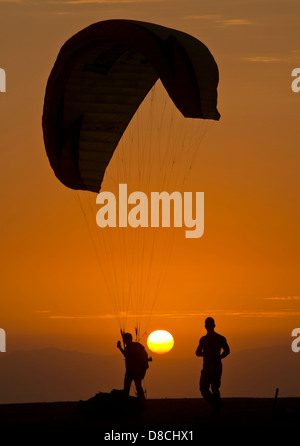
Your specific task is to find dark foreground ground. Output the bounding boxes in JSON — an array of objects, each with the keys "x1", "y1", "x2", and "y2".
[{"x1": 0, "y1": 397, "x2": 299, "y2": 431}]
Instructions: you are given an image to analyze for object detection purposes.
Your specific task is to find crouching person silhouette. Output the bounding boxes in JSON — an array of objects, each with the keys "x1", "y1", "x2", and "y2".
[
  {"x1": 117, "y1": 332, "x2": 151, "y2": 406},
  {"x1": 196, "y1": 317, "x2": 230, "y2": 414}
]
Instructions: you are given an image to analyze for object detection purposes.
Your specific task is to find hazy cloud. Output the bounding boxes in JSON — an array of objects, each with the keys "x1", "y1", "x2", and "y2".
[
  {"x1": 264, "y1": 296, "x2": 300, "y2": 301},
  {"x1": 184, "y1": 15, "x2": 254, "y2": 26},
  {"x1": 48, "y1": 314, "x2": 116, "y2": 319},
  {"x1": 244, "y1": 56, "x2": 284, "y2": 63},
  {"x1": 47, "y1": 308, "x2": 300, "y2": 319},
  {"x1": 217, "y1": 18, "x2": 253, "y2": 26}
]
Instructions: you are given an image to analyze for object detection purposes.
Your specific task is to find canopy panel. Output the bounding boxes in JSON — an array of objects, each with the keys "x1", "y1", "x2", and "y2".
[{"x1": 42, "y1": 19, "x2": 220, "y2": 192}]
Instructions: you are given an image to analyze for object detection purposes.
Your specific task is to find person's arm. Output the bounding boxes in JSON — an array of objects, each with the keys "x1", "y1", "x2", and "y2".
[
  {"x1": 220, "y1": 338, "x2": 230, "y2": 359},
  {"x1": 117, "y1": 340, "x2": 125, "y2": 356},
  {"x1": 195, "y1": 338, "x2": 204, "y2": 357}
]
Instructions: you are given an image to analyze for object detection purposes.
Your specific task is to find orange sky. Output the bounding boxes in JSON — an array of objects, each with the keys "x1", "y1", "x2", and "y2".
[{"x1": 1, "y1": 0, "x2": 300, "y2": 364}]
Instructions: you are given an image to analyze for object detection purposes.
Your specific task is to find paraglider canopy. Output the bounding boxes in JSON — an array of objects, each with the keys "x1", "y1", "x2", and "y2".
[{"x1": 42, "y1": 19, "x2": 220, "y2": 193}]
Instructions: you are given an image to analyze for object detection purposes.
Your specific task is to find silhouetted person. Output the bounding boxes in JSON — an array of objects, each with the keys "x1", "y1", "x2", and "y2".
[
  {"x1": 196, "y1": 317, "x2": 230, "y2": 414},
  {"x1": 117, "y1": 332, "x2": 151, "y2": 405}
]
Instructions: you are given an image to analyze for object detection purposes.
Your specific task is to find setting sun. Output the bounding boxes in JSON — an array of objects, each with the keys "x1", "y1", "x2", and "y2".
[{"x1": 147, "y1": 330, "x2": 174, "y2": 354}]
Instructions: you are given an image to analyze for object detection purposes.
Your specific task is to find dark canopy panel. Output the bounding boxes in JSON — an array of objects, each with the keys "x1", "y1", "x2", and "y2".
[{"x1": 42, "y1": 19, "x2": 220, "y2": 192}]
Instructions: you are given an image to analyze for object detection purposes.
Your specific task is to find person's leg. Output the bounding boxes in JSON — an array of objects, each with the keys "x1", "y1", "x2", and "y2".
[
  {"x1": 211, "y1": 365, "x2": 222, "y2": 411},
  {"x1": 133, "y1": 377, "x2": 145, "y2": 403},
  {"x1": 124, "y1": 371, "x2": 133, "y2": 396},
  {"x1": 211, "y1": 382, "x2": 221, "y2": 403},
  {"x1": 200, "y1": 369, "x2": 214, "y2": 405}
]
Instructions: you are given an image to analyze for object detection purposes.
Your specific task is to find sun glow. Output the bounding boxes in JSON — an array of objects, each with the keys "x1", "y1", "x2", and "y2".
[{"x1": 147, "y1": 330, "x2": 174, "y2": 354}]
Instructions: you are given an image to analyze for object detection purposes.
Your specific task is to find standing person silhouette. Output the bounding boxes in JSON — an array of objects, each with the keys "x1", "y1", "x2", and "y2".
[
  {"x1": 117, "y1": 332, "x2": 151, "y2": 406},
  {"x1": 196, "y1": 317, "x2": 230, "y2": 414}
]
